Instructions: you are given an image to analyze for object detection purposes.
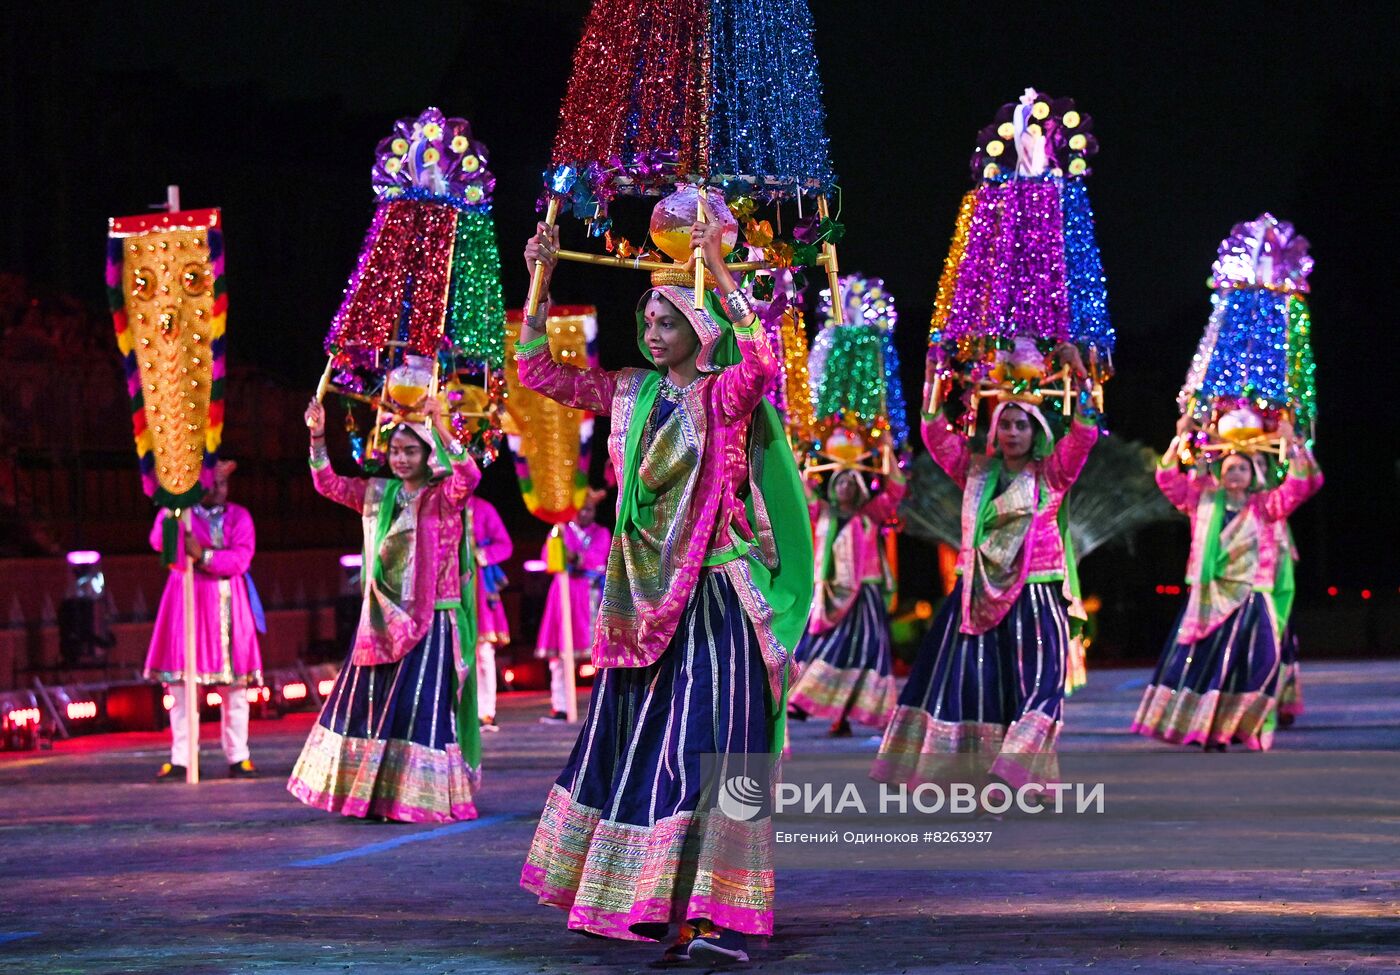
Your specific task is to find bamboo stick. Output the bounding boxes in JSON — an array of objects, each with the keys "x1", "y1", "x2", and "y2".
[
  {"x1": 693, "y1": 193, "x2": 707, "y2": 308},
  {"x1": 552, "y1": 249, "x2": 772, "y2": 274},
  {"x1": 526, "y1": 197, "x2": 560, "y2": 316},
  {"x1": 315, "y1": 357, "x2": 336, "y2": 402}
]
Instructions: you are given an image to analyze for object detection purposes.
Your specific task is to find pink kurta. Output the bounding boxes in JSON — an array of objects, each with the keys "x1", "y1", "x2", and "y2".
[
  {"x1": 535, "y1": 521, "x2": 612, "y2": 659},
  {"x1": 923, "y1": 414, "x2": 1098, "y2": 634},
  {"x1": 466, "y1": 496, "x2": 513, "y2": 645},
  {"x1": 312, "y1": 456, "x2": 480, "y2": 666},
  {"x1": 143, "y1": 504, "x2": 263, "y2": 685}
]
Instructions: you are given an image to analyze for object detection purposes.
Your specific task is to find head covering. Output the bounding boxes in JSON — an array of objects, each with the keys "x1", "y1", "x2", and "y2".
[
  {"x1": 634, "y1": 285, "x2": 739, "y2": 374},
  {"x1": 827, "y1": 468, "x2": 871, "y2": 506},
  {"x1": 1214, "y1": 450, "x2": 1268, "y2": 489},
  {"x1": 387, "y1": 420, "x2": 450, "y2": 477},
  {"x1": 986, "y1": 398, "x2": 1055, "y2": 460}
]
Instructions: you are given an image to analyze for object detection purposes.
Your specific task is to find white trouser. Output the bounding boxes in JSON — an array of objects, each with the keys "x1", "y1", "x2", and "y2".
[
  {"x1": 167, "y1": 683, "x2": 250, "y2": 765},
  {"x1": 476, "y1": 642, "x2": 497, "y2": 720},
  {"x1": 548, "y1": 657, "x2": 569, "y2": 715}
]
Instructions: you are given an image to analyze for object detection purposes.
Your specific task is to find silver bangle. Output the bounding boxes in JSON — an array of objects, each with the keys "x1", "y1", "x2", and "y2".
[
  {"x1": 720, "y1": 288, "x2": 753, "y2": 323},
  {"x1": 310, "y1": 441, "x2": 328, "y2": 464},
  {"x1": 444, "y1": 438, "x2": 466, "y2": 457}
]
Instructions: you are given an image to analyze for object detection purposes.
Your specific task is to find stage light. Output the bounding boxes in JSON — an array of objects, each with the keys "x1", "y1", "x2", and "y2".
[
  {"x1": 579, "y1": 663, "x2": 596, "y2": 678},
  {"x1": 245, "y1": 687, "x2": 271, "y2": 704},
  {"x1": 1327, "y1": 586, "x2": 1338, "y2": 597},
  {"x1": 338, "y1": 554, "x2": 363, "y2": 592},
  {"x1": 523, "y1": 559, "x2": 547, "y2": 573},
  {"x1": 503, "y1": 668, "x2": 516, "y2": 684},
  {"x1": 282, "y1": 682, "x2": 308, "y2": 701},
  {"x1": 6, "y1": 707, "x2": 40, "y2": 727},
  {"x1": 60, "y1": 550, "x2": 115, "y2": 665},
  {"x1": 1361, "y1": 590, "x2": 1372, "y2": 600},
  {"x1": 206, "y1": 691, "x2": 223, "y2": 707},
  {"x1": 317, "y1": 679, "x2": 336, "y2": 696},
  {"x1": 162, "y1": 693, "x2": 175, "y2": 711},
  {"x1": 66, "y1": 701, "x2": 98, "y2": 721}
]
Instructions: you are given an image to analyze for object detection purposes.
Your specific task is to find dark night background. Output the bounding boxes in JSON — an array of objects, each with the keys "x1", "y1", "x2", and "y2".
[{"x1": 2, "y1": 1, "x2": 1395, "y2": 658}]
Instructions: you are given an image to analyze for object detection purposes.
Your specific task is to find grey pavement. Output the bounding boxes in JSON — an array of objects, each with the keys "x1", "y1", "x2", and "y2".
[{"x1": 0, "y1": 661, "x2": 1397, "y2": 974}]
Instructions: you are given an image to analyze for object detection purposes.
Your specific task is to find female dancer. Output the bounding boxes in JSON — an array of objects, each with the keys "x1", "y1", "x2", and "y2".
[
  {"x1": 788, "y1": 466, "x2": 905, "y2": 736},
  {"x1": 515, "y1": 205, "x2": 811, "y2": 963},
  {"x1": 873, "y1": 351, "x2": 1097, "y2": 797},
  {"x1": 535, "y1": 487, "x2": 611, "y2": 723},
  {"x1": 1131, "y1": 417, "x2": 1322, "y2": 751},
  {"x1": 288, "y1": 396, "x2": 482, "y2": 822}
]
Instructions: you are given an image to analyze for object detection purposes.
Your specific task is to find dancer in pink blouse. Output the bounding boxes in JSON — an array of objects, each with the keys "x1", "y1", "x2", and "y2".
[
  {"x1": 287, "y1": 396, "x2": 483, "y2": 822},
  {"x1": 874, "y1": 351, "x2": 1098, "y2": 796},
  {"x1": 1132, "y1": 416, "x2": 1322, "y2": 751},
  {"x1": 514, "y1": 205, "x2": 812, "y2": 964}
]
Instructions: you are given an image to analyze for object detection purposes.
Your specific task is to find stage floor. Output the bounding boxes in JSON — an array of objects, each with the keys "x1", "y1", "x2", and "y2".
[{"x1": 2, "y1": 661, "x2": 1398, "y2": 974}]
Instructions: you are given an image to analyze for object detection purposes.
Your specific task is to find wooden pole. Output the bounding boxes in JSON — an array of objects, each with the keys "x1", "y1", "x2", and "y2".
[
  {"x1": 526, "y1": 198, "x2": 560, "y2": 317},
  {"x1": 180, "y1": 509, "x2": 200, "y2": 783},
  {"x1": 692, "y1": 191, "x2": 707, "y2": 309},
  {"x1": 315, "y1": 356, "x2": 336, "y2": 402},
  {"x1": 551, "y1": 249, "x2": 771, "y2": 274},
  {"x1": 553, "y1": 526, "x2": 579, "y2": 723}
]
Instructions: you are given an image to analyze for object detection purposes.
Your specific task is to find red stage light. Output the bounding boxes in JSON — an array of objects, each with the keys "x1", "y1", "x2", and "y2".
[
  {"x1": 579, "y1": 664, "x2": 596, "y2": 678},
  {"x1": 6, "y1": 707, "x2": 41, "y2": 727},
  {"x1": 282, "y1": 682, "x2": 308, "y2": 701},
  {"x1": 318, "y1": 679, "x2": 336, "y2": 696},
  {"x1": 66, "y1": 701, "x2": 98, "y2": 720},
  {"x1": 162, "y1": 693, "x2": 175, "y2": 711},
  {"x1": 1327, "y1": 586, "x2": 1338, "y2": 597},
  {"x1": 1361, "y1": 589, "x2": 1372, "y2": 600},
  {"x1": 503, "y1": 669, "x2": 516, "y2": 684},
  {"x1": 206, "y1": 691, "x2": 223, "y2": 707}
]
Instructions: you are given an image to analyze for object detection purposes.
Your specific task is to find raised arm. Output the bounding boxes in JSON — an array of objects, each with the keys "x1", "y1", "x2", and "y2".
[
  {"x1": 1041, "y1": 413, "x2": 1100, "y2": 492},
  {"x1": 1262, "y1": 444, "x2": 1324, "y2": 521},
  {"x1": 859, "y1": 468, "x2": 908, "y2": 524},
  {"x1": 713, "y1": 315, "x2": 779, "y2": 423},
  {"x1": 518, "y1": 221, "x2": 618, "y2": 414},
  {"x1": 436, "y1": 452, "x2": 481, "y2": 512},
  {"x1": 921, "y1": 413, "x2": 971, "y2": 489},
  {"x1": 422, "y1": 397, "x2": 480, "y2": 511},
  {"x1": 514, "y1": 330, "x2": 620, "y2": 415},
  {"x1": 305, "y1": 398, "x2": 369, "y2": 512},
  {"x1": 199, "y1": 507, "x2": 256, "y2": 578}
]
